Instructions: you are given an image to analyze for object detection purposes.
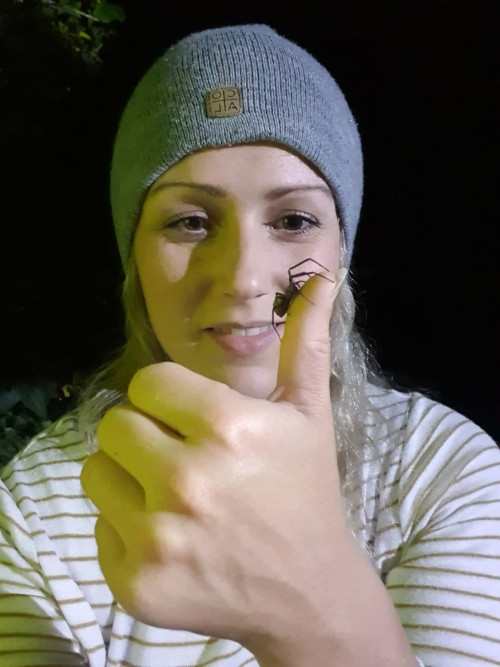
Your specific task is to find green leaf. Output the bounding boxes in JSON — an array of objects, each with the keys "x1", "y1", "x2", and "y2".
[
  {"x1": 57, "y1": 4, "x2": 80, "y2": 17},
  {"x1": 0, "y1": 387, "x2": 22, "y2": 414},
  {"x1": 93, "y1": 2, "x2": 126, "y2": 23},
  {"x1": 16, "y1": 383, "x2": 56, "y2": 420}
]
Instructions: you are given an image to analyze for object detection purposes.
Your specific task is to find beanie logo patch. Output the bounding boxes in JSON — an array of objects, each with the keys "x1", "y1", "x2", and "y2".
[{"x1": 205, "y1": 87, "x2": 242, "y2": 118}]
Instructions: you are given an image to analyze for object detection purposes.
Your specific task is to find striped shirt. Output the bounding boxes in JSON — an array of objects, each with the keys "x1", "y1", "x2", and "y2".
[{"x1": 1, "y1": 385, "x2": 499, "y2": 666}]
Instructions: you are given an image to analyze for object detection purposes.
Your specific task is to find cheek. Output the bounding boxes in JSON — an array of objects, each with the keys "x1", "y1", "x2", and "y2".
[
  {"x1": 135, "y1": 250, "x2": 186, "y2": 331},
  {"x1": 325, "y1": 227, "x2": 342, "y2": 269},
  {"x1": 138, "y1": 239, "x2": 189, "y2": 283},
  {"x1": 141, "y1": 279, "x2": 188, "y2": 352},
  {"x1": 139, "y1": 260, "x2": 170, "y2": 309},
  {"x1": 136, "y1": 235, "x2": 190, "y2": 297},
  {"x1": 298, "y1": 232, "x2": 341, "y2": 276}
]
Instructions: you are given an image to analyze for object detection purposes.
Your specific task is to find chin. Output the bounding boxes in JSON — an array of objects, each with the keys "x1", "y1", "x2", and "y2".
[
  {"x1": 166, "y1": 347, "x2": 278, "y2": 399},
  {"x1": 208, "y1": 365, "x2": 276, "y2": 399}
]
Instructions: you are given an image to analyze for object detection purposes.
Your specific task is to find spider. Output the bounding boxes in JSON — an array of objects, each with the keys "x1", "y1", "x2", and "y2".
[{"x1": 272, "y1": 258, "x2": 335, "y2": 339}]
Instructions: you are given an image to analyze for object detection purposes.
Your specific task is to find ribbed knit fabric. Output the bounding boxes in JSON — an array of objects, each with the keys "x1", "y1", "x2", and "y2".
[{"x1": 110, "y1": 24, "x2": 363, "y2": 267}]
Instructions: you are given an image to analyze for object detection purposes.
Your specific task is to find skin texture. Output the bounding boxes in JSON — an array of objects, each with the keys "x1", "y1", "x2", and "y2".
[
  {"x1": 133, "y1": 143, "x2": 341, "y2": 398},
  {"x1": 82, "y1": 144, "x2": 416, "y2": 665}
]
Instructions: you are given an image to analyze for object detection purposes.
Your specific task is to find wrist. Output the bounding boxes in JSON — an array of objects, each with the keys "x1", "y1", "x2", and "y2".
[{"x1": 247, "y1": 534, "x2": 416, "y2": 667}]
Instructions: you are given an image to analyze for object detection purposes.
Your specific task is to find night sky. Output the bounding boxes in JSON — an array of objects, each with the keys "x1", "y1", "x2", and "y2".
[{"x1": 1, "y1": 0, "x2": 498, "y2": 440}]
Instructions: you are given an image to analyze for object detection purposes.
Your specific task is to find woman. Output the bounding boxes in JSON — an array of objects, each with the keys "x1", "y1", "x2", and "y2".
[{"x1": 1, "y1": 24, "x2": 499, "y2": 667}]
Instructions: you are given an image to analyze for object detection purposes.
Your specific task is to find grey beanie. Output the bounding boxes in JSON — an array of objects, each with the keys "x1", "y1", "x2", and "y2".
[{"x1": 110, "y1": 24, "x2": 363, "y2": 267}]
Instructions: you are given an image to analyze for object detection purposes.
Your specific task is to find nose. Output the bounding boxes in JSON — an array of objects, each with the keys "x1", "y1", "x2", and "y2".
[{"x1": 210, "y1": 222, "x2": 273, "y2": 301}]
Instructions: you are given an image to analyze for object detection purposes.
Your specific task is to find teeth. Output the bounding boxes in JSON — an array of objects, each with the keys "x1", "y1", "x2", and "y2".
[
  {"x1": 231, "y1": 326, "x2": 271, "y2": 336},
  {"x1": 216, "y1": 325, "x2": 272, "y2": 336}
]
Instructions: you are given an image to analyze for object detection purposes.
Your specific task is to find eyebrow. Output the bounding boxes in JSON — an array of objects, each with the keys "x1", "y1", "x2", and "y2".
[{"x1": 149, "y1": 180, "x2": 333, "y2": 200}]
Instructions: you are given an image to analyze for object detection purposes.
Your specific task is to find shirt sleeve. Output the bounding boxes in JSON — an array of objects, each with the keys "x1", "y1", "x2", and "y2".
[
  {"x1": 385, "y1": 394, "x2": 500, "y2": 666},
  {"x1": 0, "y1": 478, "x2": 91, "y2": 665}
]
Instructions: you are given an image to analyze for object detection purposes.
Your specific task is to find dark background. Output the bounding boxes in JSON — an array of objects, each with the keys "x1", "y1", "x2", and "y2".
[{"x1": 1, "y1": 0, "x2": 498, "y2": 440}]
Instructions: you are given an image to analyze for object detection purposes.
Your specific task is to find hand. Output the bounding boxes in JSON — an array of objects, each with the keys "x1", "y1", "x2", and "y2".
[{"x1": 81, "y1": 269, "x2": 352, "y2": 659}]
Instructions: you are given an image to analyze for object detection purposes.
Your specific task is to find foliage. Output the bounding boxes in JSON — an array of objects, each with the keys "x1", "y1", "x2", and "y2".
[
  {"x1": 0, "y1": 382, "x2": 76, "y2": 468},
  {"x1": 13, "y1": 0, "x2": 126, "y2": 66}
]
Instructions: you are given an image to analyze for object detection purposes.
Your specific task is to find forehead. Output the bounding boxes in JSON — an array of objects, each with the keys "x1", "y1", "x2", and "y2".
[{"x1": 151, "y1": 142, "x2": 332, "y2": 194}]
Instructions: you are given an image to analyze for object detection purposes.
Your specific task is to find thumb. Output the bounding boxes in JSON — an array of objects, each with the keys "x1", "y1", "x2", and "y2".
[{"x1": 270, "y1": 267, "x2": 347, "y2": 413}]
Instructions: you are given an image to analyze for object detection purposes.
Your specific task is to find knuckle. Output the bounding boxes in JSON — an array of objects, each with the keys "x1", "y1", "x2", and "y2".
[
  {"x1": 97, "y1": 404, "x2": 134, "y2": 449},
  {"x1": 201, "y1": 386, "x2": 242, "y2": 445},
  {"x1": 173, "y1": 466, "x2": 212, "y2": 516},
  {"x1": 129, "y1": 361, "x2": 174, "y2": 399},
  {"x1": 311, "y1": 336, "x2": 330, "y2": 356},
  {"x1": 97, "y1": 408, "x2": 116, "y2": 444},
  {"x1": 135, "y1": 514, "x2": 189, "y2": 571},
  {"x1": 208, "y1": 412, "x2": 242, "y2": 449},
  {"x1": 129, "y1": 365, "x2": 151, "y2": 394}
]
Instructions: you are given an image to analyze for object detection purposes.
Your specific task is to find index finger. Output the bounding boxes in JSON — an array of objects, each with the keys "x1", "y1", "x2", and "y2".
[
  {"x1": 96, "y1": 403, "x2": 183, "y2": 488},
  {"x1": 127, "y1": 361, "x2": 242, "y2": 438}
]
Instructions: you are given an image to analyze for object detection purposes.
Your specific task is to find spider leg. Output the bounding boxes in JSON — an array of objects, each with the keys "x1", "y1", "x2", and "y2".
[
  {"x1": 273, "y1": 261, "x2": 337, "y2": 326},
  {"x1": 315, "y1": 272, "x2": 335, "y2": 284},
  {"x1": 289, "y1": 270, "x2": 335, "y2": 285},
  {"x1": 293, "y1": 291, "x2": 315, "y2": 307},
  {"x1": 272, "y1": 302, "x2": 283, "y2": 340},
  {"x1": 286, "y1": 272, "x2": 330, "y2": 310},
  {"x1": 288, "y1": 269, "x2": 317, "y2": 281},
  {"x1": 287, "y1": 258, "x2": 330, "y2": 274},
  {"x1": 281, "y1": 289, "x2": 314, "y2": 311},
  {"x1": 287, "y1": 269, "x2": 336, "y2": 311}
]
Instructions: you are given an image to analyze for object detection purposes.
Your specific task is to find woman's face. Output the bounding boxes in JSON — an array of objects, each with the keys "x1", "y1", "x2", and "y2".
[{"x1": 134, "y1": 143, "x2": 341, "y2": 398}]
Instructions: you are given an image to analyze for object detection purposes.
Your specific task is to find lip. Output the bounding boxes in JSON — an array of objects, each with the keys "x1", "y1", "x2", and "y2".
[
  {"x1": 206, "y1": 323, "x2": 284, "y2": 356},
  {"x1": 206, "y1": 320, "x2": 281, "y2": 331}
]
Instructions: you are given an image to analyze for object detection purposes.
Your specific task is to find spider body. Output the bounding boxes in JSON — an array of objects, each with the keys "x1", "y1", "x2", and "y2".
[{"x1": 272, "y1": 258, "x2": 335, "y2": 339}]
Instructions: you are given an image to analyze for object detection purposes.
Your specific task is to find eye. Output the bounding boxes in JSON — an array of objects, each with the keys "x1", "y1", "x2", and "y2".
[
  {"x1": 164, "y1": 213, "x2": 209, "y2": 237},
  {"x1": 274, "y1": 212, "x2": 322, "y2": 236},
  {"x1": 162, "y1": 210, "x2": 323, "y2": 240}
]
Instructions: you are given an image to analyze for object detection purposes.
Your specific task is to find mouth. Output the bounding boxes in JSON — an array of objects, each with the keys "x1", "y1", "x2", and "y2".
[
  {"x1": 205, "y1": 320, "x2": 286, "y2": 336},
  {"x1": 205, "y1": 323, "x2": 285, "y2": 356},
  {"x1": 206, "y1": 324, "x2": 276, "y2": 336}
]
